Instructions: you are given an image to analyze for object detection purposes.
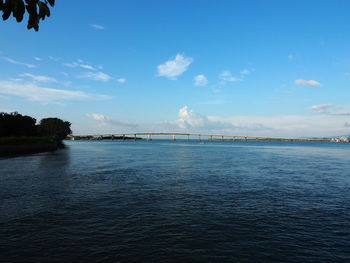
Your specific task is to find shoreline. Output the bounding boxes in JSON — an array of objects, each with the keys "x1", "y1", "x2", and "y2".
[{"x1": 0, "y1": 143, "x2": 59, "y2": 158}]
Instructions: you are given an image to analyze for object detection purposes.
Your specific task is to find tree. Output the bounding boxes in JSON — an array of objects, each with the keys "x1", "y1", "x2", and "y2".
[
  {"x1": 0, "y1": 112, "x2": 37, "y2": 137},
  {"x1": 38, "y1": 117, "x2": 72, "y2": 142},
  {"x1": 0, "y1": 0, "x2": 55, "y2": 31}
]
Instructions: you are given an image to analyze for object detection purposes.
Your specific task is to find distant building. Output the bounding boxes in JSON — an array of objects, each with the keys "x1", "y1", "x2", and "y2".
[{"x1": 331, "y1": 137, "x2": 350, "y2": 143}]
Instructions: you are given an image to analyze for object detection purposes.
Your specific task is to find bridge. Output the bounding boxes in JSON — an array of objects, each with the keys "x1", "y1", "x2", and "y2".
[{"x1": 69, "y1": 132, "x2": 330, "y2": 142}]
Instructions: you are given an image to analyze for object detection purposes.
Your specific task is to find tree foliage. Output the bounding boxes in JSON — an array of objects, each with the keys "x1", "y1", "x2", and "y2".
[
  {"x1": 0, "y1": 112, "x2": 37, "y2": 137},
  {"x1": 0, "y1": 112, "x2": 71, "y2": 143},
  {"x1": 0, "y1": 0, "x2": 55, "y2": 31},
  {"x1": 38, "y1": 117, "x2": 72, "y2": 142}
]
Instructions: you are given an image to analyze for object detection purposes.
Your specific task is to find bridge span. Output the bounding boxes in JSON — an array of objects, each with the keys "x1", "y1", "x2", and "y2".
[{"x1": 69, "y1": 132, "x2": 330, "y2": 142}]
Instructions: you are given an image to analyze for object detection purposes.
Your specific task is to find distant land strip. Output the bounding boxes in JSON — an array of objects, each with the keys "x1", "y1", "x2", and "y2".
[{"x1": 69, "y1": 133, "x2": 333, "y2": 142}]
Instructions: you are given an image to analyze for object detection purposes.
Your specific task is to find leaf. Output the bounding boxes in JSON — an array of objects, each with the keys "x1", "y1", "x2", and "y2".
[
  {"x1": 2, "y1": 0, "x2": 12, "y2": 20},
  {"x1": 2, "y1": 7, "x2": 11, "y2": 20},
  {"x1": 42, "y1": 2, "x2": 49, "y2": 17},
  {"x1": 26, "y1": 1, "x2": 39, "y2": 32},
  {"x1": 2, "y1": 0, "x2": 54, "y2": 31},
  {"x1": 47, "y1": 0, "x2": 54, "y2": 7},
  {"x1": 38, "y1": 1, "x2": 49, "y2": 20},
  {"x1": 13, "y1": 0, "x2": 25, "y2": 22},
  {"x1": 12, "y1": 0, "x2": 19, "y2": 13}
]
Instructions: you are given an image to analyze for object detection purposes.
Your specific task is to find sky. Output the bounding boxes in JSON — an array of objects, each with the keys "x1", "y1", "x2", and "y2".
[{"x1": 1, "y1": 0, "x2": 350, "y2": 137}]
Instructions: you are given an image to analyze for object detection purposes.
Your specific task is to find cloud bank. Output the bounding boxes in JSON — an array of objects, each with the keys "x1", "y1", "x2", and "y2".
[
  {"x1": 310, "y1": 104, "x2": 350, "y2": 116},
  {"x1": 3, "y1": 57, "x2": 36, "y2": 68},
  {"x1": 0, "y1": 80, "x2": 108, "y2": 104},
  {"x1": 19, "y1": 73, "x2": 57, "y2": 83},
  {"x1": 87, "y1": 113, "x2": 138, "y2": 128}
]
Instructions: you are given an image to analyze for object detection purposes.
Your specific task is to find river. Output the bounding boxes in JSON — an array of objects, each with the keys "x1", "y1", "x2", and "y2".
[{"x1": 1, "y1": 140, "x2": 349, "y2": 262}]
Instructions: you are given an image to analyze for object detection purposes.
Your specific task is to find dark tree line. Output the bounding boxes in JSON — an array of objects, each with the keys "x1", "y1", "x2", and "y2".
[
  {"x1": 0, "y1": 0, "x2": 55, "y2": 31},
  {"x1": 0, "y1": 112, "x2": 71, "y2": 142}
]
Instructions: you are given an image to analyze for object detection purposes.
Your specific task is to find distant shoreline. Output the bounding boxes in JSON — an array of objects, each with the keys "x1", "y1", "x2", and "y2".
[
  {"x1": 69, "y1": 133, "x2": 340, "y2": 142},
  {"x1": 69, "y1": 137, "x2": 332, "y2": 142}
]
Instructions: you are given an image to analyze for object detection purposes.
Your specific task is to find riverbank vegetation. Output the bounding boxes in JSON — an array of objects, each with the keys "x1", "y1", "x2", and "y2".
[{"x1": 0, "y1": 112, "x2": 71, "y2": 156}]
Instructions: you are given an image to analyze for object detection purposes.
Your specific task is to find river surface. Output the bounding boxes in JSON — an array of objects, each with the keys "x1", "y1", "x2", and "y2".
[{"x1": 0, "y1": 140, "x2": 350, "y2": 262}]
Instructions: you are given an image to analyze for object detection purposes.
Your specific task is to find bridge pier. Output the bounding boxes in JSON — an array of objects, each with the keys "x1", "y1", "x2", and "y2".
[
  {"x1": 134, "y1": 134, "x2": 137, "y2": 141},
  {"x1": 210, "y1": 135, "x2": 213, "y2": 141},
  {"x1": 147, "y1": 134, "x2": 152, "y2": 141},
  {"x1": 187, "y1": 135, "x2": 190, "y2": 141},
  {"x1": 172, "y1": 135, "x2": 176, "y2": 141}
]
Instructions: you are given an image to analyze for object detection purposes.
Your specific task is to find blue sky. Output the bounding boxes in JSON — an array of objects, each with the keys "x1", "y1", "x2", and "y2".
[{"x1": 1, "y1": 0, "x2": 350, "y2": 137}]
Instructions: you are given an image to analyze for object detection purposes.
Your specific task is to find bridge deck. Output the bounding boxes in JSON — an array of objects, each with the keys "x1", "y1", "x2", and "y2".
[{"x1": 70, "y1": 132, "x2": 330, "y2": 141}]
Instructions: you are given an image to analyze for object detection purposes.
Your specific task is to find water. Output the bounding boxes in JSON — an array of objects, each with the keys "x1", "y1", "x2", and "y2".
[{"x1": 1, "y1": 140, "x2": 349, "y2": 262}]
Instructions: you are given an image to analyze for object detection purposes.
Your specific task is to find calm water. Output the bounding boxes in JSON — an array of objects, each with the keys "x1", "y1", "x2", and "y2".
[{"x1": 1, "y1": 140, "x2": 350, "y2": 262}]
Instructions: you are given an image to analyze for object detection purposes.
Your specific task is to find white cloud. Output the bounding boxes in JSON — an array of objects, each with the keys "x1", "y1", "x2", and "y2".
[
  {"x1": 87, "y1": 113, "x2": 138, "y2": 128},
  {"x1": 91, "y1": 24, "x2": 105, "y2": 30},
  {"x1": 157, "y1": 54, "x2": 193, "y2": 79},
  {"x1": 288, "y1": 54, "x2": 294, "y2": 60},
  {"x1": 157, "y1": 106, "x2": 268, "y2": 134},
  {"x1": 160, "y1": 106, "x2": 349, "y2": 137},
  {"x1": 310, "y1": 104, "x2": 350, "y2": 116},
  {"x1": 207, "y1": 115, "x2": 350, "y2": 137},
  {"x1": 295, "y1": 79, "x2": 322, "y2": 87},
  {"x1": 323, "y1": 111, "x2": 350, "y2": 116},
  {"x1": 80, "y1": 71, "x2": 113, "y2": 82},
  {"x1": 176, "y1": 106, "x2": 208, "y2": 128},
  {"x1": 79, "y1": 105, "x2": 350, "y2": 137},
  {"x1": 19, "y1": 73, "x2": 57, "y2": 83},
  {"x1": 86, "y1": 113, "x2": 110, "y2": 122},
  {"x1": 34, "y1": 57, "x2": 42, "y2": 61},
  {"x1": 80, "y1": 64, "x2": 96, "y2": 70},
  {"x1": 193, "y1": 74, "x2": 208, "y2": 86},
  {"x1": 0, "y1": 80, "x2": 108, "y2": 104},
  {"x1": 240, "y1": 69, "x2": 251, "y2": 75},
  {"x1": 117, "y1": 78, "x2": 126, "y2": 83},
  {"x1": 48, "y1": 56, "x2": 61, "y2": 61},
  {"x1": 219, "y1": 70, "x2": 242, "y2": 82},
  {"x1": 64, "y1": 60, "x2": 96, "y2": 70},
  {"x1": 171, "y1": 106, "x2": 266, "y2": 132},
  {"x1": 310, "y1": 104, "x2": 333, "y2": 113},
  {"x1": 2, "y1": 57, "x2": 36, "y2": 68}
]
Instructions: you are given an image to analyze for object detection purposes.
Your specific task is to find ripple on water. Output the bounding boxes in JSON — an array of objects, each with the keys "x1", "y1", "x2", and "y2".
[{"x1": 0, "y1": 140, "x2": 350, "y2": 262}]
